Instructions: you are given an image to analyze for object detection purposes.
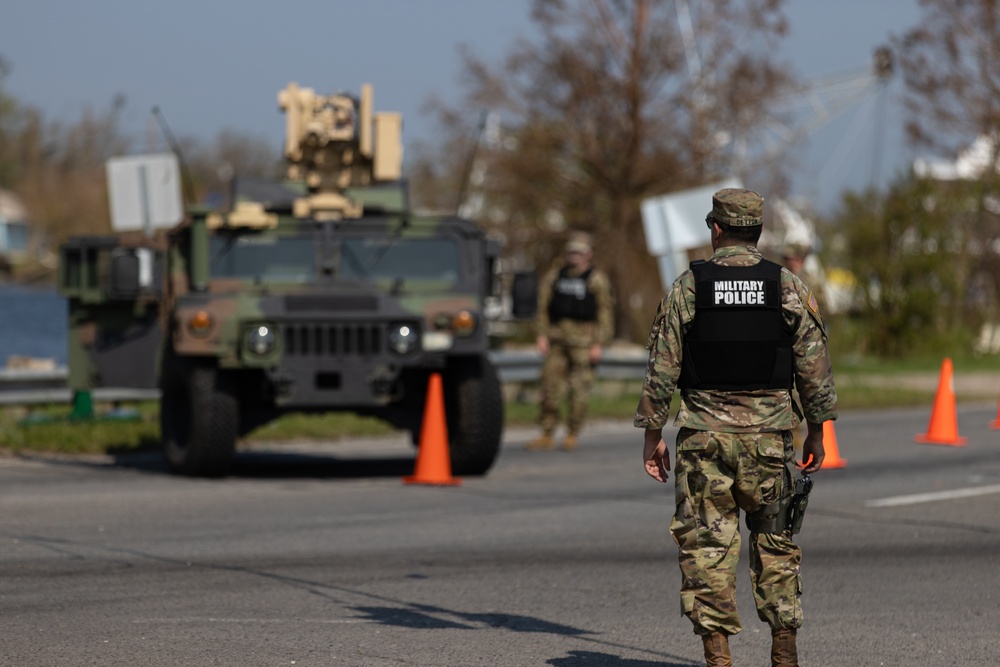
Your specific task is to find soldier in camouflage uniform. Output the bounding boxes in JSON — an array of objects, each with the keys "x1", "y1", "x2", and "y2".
[
  {"x1": 527, "y1": 232, "x2": 614, "y2": 451},
  {"x1": 634, "y1": 189, "x2": 836, "y2": 667},
  {"x1": 779, "y1": 241, "x2": 827, "y2": 314}
]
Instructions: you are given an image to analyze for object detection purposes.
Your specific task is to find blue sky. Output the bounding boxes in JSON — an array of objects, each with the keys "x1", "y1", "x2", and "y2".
[{"x1": 1, "y1": 1, "x2": 925, "y2": 214}]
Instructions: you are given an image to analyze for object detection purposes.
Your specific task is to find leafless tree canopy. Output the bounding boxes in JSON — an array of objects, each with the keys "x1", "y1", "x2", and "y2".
[
  {"x1": 895, "y1": 0, "x2": 1000, "y2": 156},
  {"x1": 411, "y1": 0, "x2": 796, "y2": 341}
]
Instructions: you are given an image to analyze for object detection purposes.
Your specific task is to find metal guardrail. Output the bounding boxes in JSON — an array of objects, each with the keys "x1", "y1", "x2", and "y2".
[
  {"x1": 0, "y1": 349, "x2": 649, "y2": 406},
  {"x1": 0, "y1": 367, "x2": 160, "y2": 406}
]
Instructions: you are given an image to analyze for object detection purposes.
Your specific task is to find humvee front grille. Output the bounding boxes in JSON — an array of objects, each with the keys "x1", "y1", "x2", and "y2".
[{"x1": 283, "y1": 323, "x2": 383, "y2": 357}]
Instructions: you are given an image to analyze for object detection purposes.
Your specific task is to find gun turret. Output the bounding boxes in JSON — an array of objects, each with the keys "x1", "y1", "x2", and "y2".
[{"x1": 278, "y1": 83, "x2": 403, "y2": 219}]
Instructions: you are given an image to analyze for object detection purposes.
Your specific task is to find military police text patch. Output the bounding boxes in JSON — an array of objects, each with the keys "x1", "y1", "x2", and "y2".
[
  {"x1": 691, "y1": 259, "x2": 782, "y2": 311},
  {"x1": 712, "y1": 279, "x2": 767, "y2": 305},
  {"x1": 554, "y1": 275, "x2": 589, "y2": 300}
]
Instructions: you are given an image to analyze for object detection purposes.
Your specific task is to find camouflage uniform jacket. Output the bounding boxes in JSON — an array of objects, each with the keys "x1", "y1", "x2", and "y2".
[
  {"x1": 536, "y1": 264, "x2": 614, "y2": 348},
  {"x1": 634, "y1": 245, "x2": 837, "y2": 433}
]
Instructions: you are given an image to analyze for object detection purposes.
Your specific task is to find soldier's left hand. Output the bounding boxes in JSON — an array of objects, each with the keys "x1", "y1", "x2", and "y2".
[{"x1": 588, "y1": 344, "x2": 602, "y2": 364}]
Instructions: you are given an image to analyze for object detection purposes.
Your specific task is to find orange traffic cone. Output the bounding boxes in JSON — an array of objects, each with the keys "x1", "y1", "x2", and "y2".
[
  {"x1": 915, "y1": 357, "x2": 967, "y2": 446},
  {"x1": 990, "y1": 389, "x2": 1000, "y2": 430},
  {"x1": 820, "y1": 420, "x2": 847, "y2": 469},
  {"x1": 404, "y1": 373, "x2": 461, "y2": 486}
]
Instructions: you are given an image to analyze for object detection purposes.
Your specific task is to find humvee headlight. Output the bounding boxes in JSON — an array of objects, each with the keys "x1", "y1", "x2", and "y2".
[
  {"x1": 246, "y1": 324, "x2": 276, "y2": 356},
  {"x1": 452, "y1": 310, "x2": 478, "y2": 337},
  {"x1": 187, "y1": 310, "x2": 214, "y2": 337},
  {"x1": 388, "y1": 324, "x2": 418, "y2": 355}
]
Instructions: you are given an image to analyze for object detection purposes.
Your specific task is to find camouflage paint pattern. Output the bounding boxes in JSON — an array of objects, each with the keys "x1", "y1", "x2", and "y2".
[
  {"x1": 59, "y1": 83, "x2": 506, "y2": 477},
  {"x1": 535, "y1": 264, "x2": 614, "y2": 435},
  {"x1": 671, "y1": 428, "x2": 802, "y2": 635},
  {"x1": 60, "y1": 207, "x2": 497, "y2": 410}
]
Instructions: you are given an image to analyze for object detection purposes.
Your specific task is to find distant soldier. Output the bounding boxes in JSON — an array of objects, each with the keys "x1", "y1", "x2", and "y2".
[
  {"x1": 527, "y1": 232, "x2": 614, "y2": 451},
  {"x1": 635, "y1": 189, "x2": 837, "y2": 667},
  {"x1": 779, "y1": 241, "x2": 826, "y2": 312}
]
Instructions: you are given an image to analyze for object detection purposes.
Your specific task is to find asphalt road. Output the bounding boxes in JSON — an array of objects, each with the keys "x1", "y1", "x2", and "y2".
[{"x1": 2, "y1": 404, "x2": 999, "y2": 666}]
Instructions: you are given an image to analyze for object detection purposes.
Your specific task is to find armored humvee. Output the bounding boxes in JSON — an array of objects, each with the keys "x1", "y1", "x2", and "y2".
[{"x1": 58, "y1": 83, "x2": 504, "y2": 477}]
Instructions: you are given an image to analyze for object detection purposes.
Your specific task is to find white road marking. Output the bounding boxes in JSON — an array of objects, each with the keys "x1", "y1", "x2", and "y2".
[{"x1": 866, "y1": 484, "x2": 1000, "y2": 508}]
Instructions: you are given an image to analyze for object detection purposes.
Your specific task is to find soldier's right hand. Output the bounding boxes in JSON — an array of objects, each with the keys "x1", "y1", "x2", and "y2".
[
  {"x1": 643, "y1": 429, "x2": 670, "y2": 483},
  {"x1": 801, "y1": 423, "x2": 826, "y2": 474}
]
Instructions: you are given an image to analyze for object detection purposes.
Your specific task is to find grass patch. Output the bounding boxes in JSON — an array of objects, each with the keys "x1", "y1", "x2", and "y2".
[
  {"x1": 833, "y1": 383, "x2": 934, "y2": 411},
  {"x1": 832, "y1": 350, "x2": 1000, "y2": 374},
  {"x1": 504, "y1": 391, "x2": 647, "y2": 426},
  {"x1": 1, "y1": 402, "x2": 161, "y2": 455}
]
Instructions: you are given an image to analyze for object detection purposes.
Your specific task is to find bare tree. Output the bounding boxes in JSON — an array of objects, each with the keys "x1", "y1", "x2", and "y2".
[
  {"x1": 12, "y1": 98, "x2": 132, "y2": 240},
  {"x1": 183, "y1": 129, "x2": 284, "y2": 206},
  {"x1": 895, "y1": 0, "x2": 1000, "y2": 155},
  {"x1": 411, "y1": 0, "x2": 795, "y2": 341}
]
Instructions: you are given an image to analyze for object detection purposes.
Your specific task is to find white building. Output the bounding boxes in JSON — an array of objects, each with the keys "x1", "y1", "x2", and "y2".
[
  {"x1": 0, "y1": 189, "x2": 30, "y2": 262},
  {"x1": 913, "y1": 134, "x2": 1000, "y2": 181}
]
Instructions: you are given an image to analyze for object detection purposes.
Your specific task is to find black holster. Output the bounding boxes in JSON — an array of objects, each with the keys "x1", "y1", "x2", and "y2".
[{"x1": 746, "y1": 470, "x2": 813, "y2": 535}]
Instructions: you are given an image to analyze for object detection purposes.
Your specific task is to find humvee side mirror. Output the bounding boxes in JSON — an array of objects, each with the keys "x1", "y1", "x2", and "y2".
[
  {"x1": 109, "y1": 247, "x2": 161, "y2": 300},
  {"x1": 511, "y1": 271, "x2": 538, "y2": 319}
]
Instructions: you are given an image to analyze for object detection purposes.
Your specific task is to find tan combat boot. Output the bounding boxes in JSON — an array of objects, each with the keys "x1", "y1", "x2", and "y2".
[
  {"x1": 562, "y1": 434, "x2": 578, "y2": 451},
  {"x1": 525, "y1": 434, "x2": 554, "y2": 451},
  {"x1": 770, "y1": 628, "x2": 798, "y2": 667},
  {"x1": 702, "y1": 632, "x2": 732, "y2": 667}
]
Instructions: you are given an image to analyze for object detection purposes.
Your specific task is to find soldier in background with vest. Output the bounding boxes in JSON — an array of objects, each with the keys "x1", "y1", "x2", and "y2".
[
  {"x1": 634, "y1": 189, "x2": 837, "y2": 667},
  {"x1": 779, "y1": 241, "x2": 827, "y2": 316},
  {"x1": 526, "y1": 232, "x2": 614, "y2": 452}
]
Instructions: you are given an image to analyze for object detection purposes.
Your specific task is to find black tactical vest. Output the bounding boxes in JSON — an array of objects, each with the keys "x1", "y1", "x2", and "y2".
[
  {"x1": 678, "y1": 259, "x2": 793, "y2": 391},
  {"x1": 548, "y1": 267, "x2": 598, "y2": 323}
]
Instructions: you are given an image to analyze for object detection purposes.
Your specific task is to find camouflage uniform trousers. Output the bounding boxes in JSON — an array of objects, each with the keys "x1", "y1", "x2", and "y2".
[
  {"x1": 539, "y1": 340, "x2": 595, "y2": 436},
  {"x1": 669, "y1": 427, "x2": 803, "y2": 636}
]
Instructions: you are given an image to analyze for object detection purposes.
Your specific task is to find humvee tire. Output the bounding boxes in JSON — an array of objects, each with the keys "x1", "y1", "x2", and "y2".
[
  {"x1": 444, "y1": 356, "x2": 504, "y2": 476},
  {"x1": 161, "y1": 360, "x2": 238, "y2": 477}
]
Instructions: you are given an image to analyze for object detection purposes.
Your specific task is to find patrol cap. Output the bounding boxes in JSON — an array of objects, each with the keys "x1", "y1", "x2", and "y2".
[
  {"x1": 706, "y1": 188, "x2": 764, "y2": 227},
  {"x1": 565, "y1": 231, "x2": 593, "y2": 254},
  {"x1": 780, "y1": 241, "x2": 812, "y2": 258}
]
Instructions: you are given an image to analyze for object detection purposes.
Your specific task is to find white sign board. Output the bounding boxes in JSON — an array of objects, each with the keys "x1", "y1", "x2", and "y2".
[
  {"x1": 107, "y1": 154, "x2": 183, "y2": 233},
  {"x1": 640, "y1": 178, "x2": 743, "y2": 289}
]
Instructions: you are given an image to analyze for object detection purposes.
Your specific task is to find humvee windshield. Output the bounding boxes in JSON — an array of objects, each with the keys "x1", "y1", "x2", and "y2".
[
  {"x1": 210, "y1": 234, "x2": 461, "y2": 286},
  {"x1": 339, "y1": 237, "x2": 460, "y2": 284},
  {"x1": 211, "y1": 236, "x2": 315, "y2": 283}
]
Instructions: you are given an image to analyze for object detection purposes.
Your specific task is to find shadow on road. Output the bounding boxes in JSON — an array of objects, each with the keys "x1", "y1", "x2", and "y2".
[
  {"x1": 95, "y1": 449, "x2": 418, "y2": 479},
  {"x1": 353, "y1": 603, "x2": 592, "y2": 635},
  {"x1": 4, "y1": 525, "x2": 696, "y2": 666},
  {"x1": 348, "y1": 601, "x2": 696, "y2": 666},
  {"x1": 548, "y1": 651, "x2": 694, "y2": 667}
]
